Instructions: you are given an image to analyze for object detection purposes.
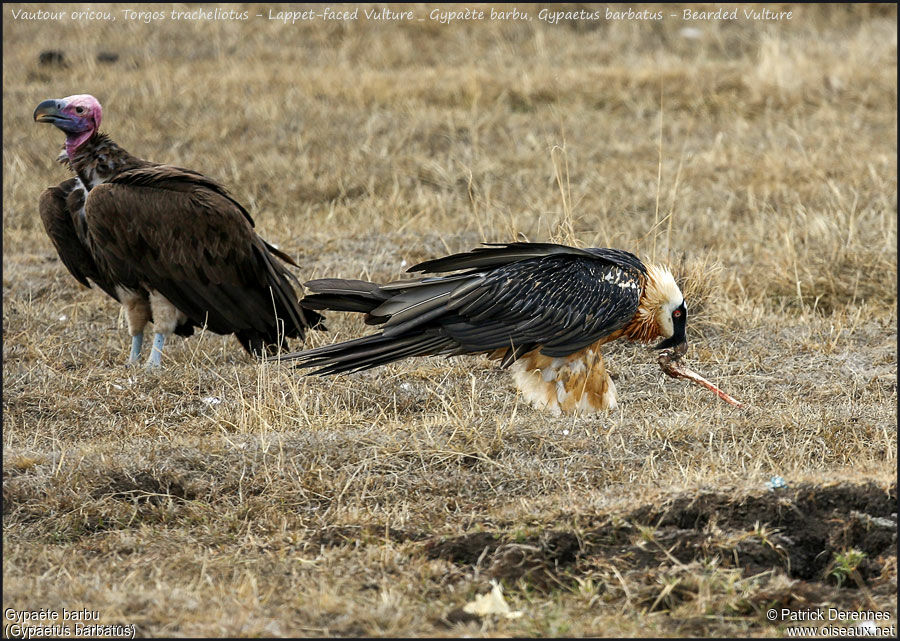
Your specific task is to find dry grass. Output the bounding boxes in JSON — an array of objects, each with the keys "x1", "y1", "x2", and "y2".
[{"x1": 3, "y1": 3, "x2": 897, "y2": 637}]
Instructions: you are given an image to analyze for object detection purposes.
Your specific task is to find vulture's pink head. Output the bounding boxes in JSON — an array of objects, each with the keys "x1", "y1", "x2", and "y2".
[{"x1": 34, "y1": 94, "x2": 102, "y2": 157}]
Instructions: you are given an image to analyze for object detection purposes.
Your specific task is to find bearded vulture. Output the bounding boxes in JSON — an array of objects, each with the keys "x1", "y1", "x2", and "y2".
[
  {"x1": 34, "y1": 94, "x2": 324, "y2": 367},
  {"x1": 275, "y1": 242, "x2": 687, "y2": 414}
]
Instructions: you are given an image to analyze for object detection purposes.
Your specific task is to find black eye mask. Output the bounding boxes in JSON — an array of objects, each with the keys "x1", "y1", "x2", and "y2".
[{"x1": 654, "y1": 300, "x2": 687, "y2": 350}]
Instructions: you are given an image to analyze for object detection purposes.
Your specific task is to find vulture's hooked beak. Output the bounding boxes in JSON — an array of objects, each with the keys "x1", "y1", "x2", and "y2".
[
  {"x1": 655, "y1": 336, "x2": 688, "y2": 359},
  {"x1": 654, "y1": 333, "x2": 687, "y2": 352},
  {"x1": 33, "y1": 99, "x2": 68, "y2": 125}
]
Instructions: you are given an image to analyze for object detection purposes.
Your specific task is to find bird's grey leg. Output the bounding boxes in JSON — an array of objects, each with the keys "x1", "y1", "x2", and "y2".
[
  {"x1": 147, "y1": 332, "x2": 166, "y2": 368},
  {"x1": 128, "y1": 332, "x2": 144, "y2": 364},
  {"x1": 119, "y1": 289, "x2": 150, "y2": 367},
  {"x1": 146, "y1": 291, "x2": 185, "y2": 369}
]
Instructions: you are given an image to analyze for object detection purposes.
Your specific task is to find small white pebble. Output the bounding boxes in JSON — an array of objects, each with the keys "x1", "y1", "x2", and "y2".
[
  {"x1": 857, "y1": 621, "x2": 877, "y2": 635},
  {"x1": 111, "y1": 384, "x2": 123, "y2": 391},
  {"x1": 400, "y1": 259, "x2": 408, "y2": 268},
  {"x1": 58, "y1": 315, "x2": 68, "y2": 321},
  {"x1": 202, "y1": 396, "x2": 222, "y2": 406},
  {"x1": 562, "y1": 429, "x2": 570, "y2": 436}
]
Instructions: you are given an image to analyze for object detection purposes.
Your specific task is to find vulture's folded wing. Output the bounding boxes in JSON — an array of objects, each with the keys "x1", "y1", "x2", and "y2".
[
  {"x1": 286, "y1": 249, "x2": 645, "y2": 373},
  {"x1": 38, "y1": 178, "x2": 120, "y2": 301},
  {"x1": 82, "y1": 168, "x2": 311, "y2": 338},
  {"x1": 433, "y1": 253, "x2": 645, "y2": 357},
  {"x1": 408, "y1": 241, "x2": 599, "y2": 274}
]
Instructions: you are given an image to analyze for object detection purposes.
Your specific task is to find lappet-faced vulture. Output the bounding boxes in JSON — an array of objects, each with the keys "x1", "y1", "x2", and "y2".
[
  {"x1": 34, "y1": 94, "x2": 324, "y2": 367},
  {"x1": 275, "y1": 242, "x2": 687, "y2": 414}
]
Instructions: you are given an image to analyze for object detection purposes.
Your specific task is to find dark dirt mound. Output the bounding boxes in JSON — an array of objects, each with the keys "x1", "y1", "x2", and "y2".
[{"x1": 424, "y1": 482, "x2": 896, "y2": 591}]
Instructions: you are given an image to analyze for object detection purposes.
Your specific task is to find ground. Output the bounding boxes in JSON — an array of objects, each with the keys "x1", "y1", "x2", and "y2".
[{"x1": 2, "y1": 3, "x2": 897, "y2": 637}]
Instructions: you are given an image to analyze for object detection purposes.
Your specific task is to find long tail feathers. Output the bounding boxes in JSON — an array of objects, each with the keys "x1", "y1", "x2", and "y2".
[
  {"x1": 302, "y1": 278, "x2": 389, "y2": 314},
  {"x1": 272, "y1": 332, "x2": 452, "y2": 375},
  {"x1": 257, "y1": 246, "x2": 316, "y2": 336}
]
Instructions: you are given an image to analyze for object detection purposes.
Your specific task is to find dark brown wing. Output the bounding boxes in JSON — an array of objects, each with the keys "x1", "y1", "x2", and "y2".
[
  {"x1": 284, "y1": 246, "x2": 644, "y2": 374},
  {"x1": 38, "y1": 178, "x2": 120, "y2": 301},
  {"x1": 83, "y1": 166, "x2": 320, "y2": 349},
  {"x1": 108, "y1": 165, "x2": 257, "y2": 228}
]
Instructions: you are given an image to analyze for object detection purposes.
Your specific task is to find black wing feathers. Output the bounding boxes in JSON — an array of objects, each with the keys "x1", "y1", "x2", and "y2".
[
  {"x1": 282, "y1": 243, "x2": 645, "y2": 374},
  {"x1": 295, "y1": 332, "x2": 454, "y2": 375},
  {"x1": 409, "y1": 242, "x2": 647, "y2": 276},
  {"x1": 409, "y1": 242, "x2": 597, "y2": 274}
]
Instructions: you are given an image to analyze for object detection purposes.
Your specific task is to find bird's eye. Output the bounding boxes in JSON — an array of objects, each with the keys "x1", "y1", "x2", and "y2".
[
  {"x1": 75, "y1": 106, "x2": 84, "y2": 114},
  {"x1": 673, "y1": 309, "x2": 682, "y2": 318}
]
